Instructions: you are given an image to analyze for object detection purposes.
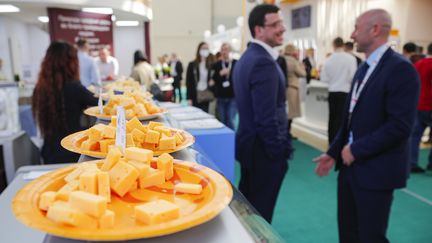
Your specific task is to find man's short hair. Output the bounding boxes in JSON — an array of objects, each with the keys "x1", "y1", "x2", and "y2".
[
  {"x1": 344, "y1": 41, "x2": 354, "y2": 50},
  {"x1": 248, "y1": 4, "x2": 280, "y2": 38},
  {"x1": 76, "y1": 38, "x2": 87, "y2": 48},
  {"x1": 403, "y1": 42, "x2": 417, "y2": 53},
  {"x1": 333, "y1": 37, "x2": 344, "y2": 48}
]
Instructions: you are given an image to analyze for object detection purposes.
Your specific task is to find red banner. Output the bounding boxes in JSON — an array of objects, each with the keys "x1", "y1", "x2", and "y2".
[{"x1": 47, "y1": 8, "x2": 114, "y2": 56}]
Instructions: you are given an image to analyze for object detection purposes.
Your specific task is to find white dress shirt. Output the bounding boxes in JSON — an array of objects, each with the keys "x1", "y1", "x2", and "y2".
[
  {"x1": 96, "y1": 56, "x2": 119, "y2": 81},
  {"x1": 78, "y1": 51, "x2": 101, "y2": 87},
  {"x1": 321, "y1": 49, "x2": 357, "y2": 93},
  {"x1": 251, "y1": 39, "x2": 279, "y2": 60}
]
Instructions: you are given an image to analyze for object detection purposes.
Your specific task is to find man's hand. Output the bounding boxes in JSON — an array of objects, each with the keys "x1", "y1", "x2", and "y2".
[
  {"x1": 313, "y1": 153, "x2": 335, "y2": 177},
  {"x1": 220, "y1": 68, "x2": 229, "y2": 76},
  {"x1": 341, "y1": 144, "x2": 355, "y2": 166}
]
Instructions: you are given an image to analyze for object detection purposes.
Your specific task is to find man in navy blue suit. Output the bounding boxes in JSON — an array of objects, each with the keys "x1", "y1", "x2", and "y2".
[
  {"x1": 314, "y1": 9, "x2": 420, "y2": 243},
  {"x1": 232, "y1": 4, "x2": 292, "y2": 223}
]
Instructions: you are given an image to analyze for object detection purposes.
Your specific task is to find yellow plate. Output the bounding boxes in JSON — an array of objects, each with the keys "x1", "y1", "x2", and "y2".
[
  {"x1": 12, "y1": 160, "x2": 233, "y2": 241},
  {"x1": 60, "y1": 129, "x2": 195, "y2": 158},
  {"x1": 84, "y1": 106, "x2": 167, "y2": 121}
]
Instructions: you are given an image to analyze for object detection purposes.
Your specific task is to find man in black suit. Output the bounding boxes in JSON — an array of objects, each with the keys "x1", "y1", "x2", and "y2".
[
  {"x1": 344, "y1": 41, "x2": 363, "y2": 67},
  {"x1": 233, "y1": 4, "x2": 292, "y2": 223},
  {"x1": 314, "y1": 9, "x2": 419, "y2": 243},
  {"x1": 169, "y1": 53, "x2": 183, "y2": 103},
  {"x1": 302, "y1": 48, "x2": 315, "y2": 84}
]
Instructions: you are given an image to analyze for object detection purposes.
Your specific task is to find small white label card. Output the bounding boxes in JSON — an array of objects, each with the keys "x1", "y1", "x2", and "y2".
[
  {"x1": 115, "y1": 106, "x2": 126, "y2": 152},
  {"x1": 98, "y1": 88, "x2": 103, "y2": 114}
]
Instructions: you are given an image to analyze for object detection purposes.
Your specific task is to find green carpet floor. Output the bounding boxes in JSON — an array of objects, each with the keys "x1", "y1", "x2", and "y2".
[{"x1": 233, "y1": 140, "x2": 432, "y2": 243}]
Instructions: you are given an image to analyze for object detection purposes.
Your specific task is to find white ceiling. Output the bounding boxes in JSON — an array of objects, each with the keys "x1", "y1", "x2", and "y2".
[{"x1": 0, "y1": 1, "x2": 149, "y2": 27}]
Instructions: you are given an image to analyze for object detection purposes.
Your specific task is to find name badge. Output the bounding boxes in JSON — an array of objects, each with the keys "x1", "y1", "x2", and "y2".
[{"x1": 222, "y1": 81, "x2": 230, "y2": 88}]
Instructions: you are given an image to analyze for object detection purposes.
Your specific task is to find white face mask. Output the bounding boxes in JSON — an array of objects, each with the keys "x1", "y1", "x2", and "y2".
[{"x1": 199, "y1": 49, "x2": 210, "y2": 58}]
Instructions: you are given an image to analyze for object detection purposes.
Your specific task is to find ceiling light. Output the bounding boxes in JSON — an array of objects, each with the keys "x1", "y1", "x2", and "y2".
[
  {"x1": 116, "y1": 21, "x2": 139, "y2": 27},
  {"x1": 38, "y1": 16, "x2": 49, "y2": 23},
  {"x1": 0, "y1": 4, "x2": 20, "y2": 13},
  {"x1": 82, "y1": 8, "x2": 113, "y2": 15}
]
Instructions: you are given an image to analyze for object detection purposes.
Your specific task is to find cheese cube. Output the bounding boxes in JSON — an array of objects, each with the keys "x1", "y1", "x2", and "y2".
[
  {"x1": 126, "y1": 117, "x2": 143, "y2": 133},
  {"x1": 148, "y1": 121, "x2": 163, "y2": 130},
  {"x1": 126, "y1": 133, "x2": 135, "y2": 147},
  {"x1": 153, "y1": 126, "x2": 171, "y2": 136},
  {"x1": 69, "y1": 191, "x2": 107, "y2": 218},
  {"x1": 57, "y1": 180, "x2": 80, "y2": 201},
  {"x1": 80, "y1": 162, "x2": 99, "y2": 171},
  {"x1": 109, "y1": 116, "x2": 117, "y2": 127},
  {"x1": 81, "y1": 139, "x2": 100, "y2": 151},
  {"x1": 64, "y1": 167, "x2": 83, "y2": 183},
  {"x1": 129, "y1": 180, "x2": 138, "y2": 192},
  {"x1": 157, "y1": 153, "x2": 174, "y2": 180},
  {"x1": 124, "y1": 147, "x2": 153, "y2": 163},
  {"x1": 134, "y1": 103, "x2": 149, "y2": 117},
  {"x1": 88, "y1": 124, "x2": 106, "y2": 141},
  {"x1": 99, "y1": 139, "x2": 115, "y2": 154},
  {"x1": 103, "y1": 106, "x2": 112, "y2": 115},
  {"x1": 97, "y1": 171, "x2": 111, "y2": 202},
  {"x1": 174, "y1": 182, "x2": 202, "y2": 195},
  {"x1": 101, "y1": 146, "x2": 122, "y2": 171},
  {"x1": 135, "y1": 199, "x2": 180, "y2": 224},
  {"x1": 99, "y1": 210, "x2": 115, "y2": 228},
  {"x1": 128, "y1": 160, "x2": 151, "y2": 186},
  {"x1": 139, "y1": 168, "x2": 165, "y2": 188},
  {"x1": 158, "y1": 135, "x2": 176, "y2": 151},
  {"x1": 47, "y1": 202, "x2": 98, "y2": 228},
  {"x1": 102, "y1": 125, "x2": 116, "y2": 139},
  {"x1": 120, "y1": 97, "x2": 135, "y2": 109},
  {"x1": 145, "y1": 130, "x2": 160, "y2": 144},
  {"x1": 174, "y1": 132, "x2": 184, "y2": 146},
  {"x1": 109, "y1": 161, "x2": 140, "y2": 197},
  {"x1": 125, "y1": 109, "x2": 135, "y2": 118},
  {"x1": 142, "y1": 142, "x2": 157, "y2": 150},
  {"x1": 38, "y1": 191, "x2": 57, "y2": 211},
  {"x1": 131, "y1": 128, "x2": 145, "y2": 143},
  {"x1": 79, "y1": 171, "x2": 98, "y2": 194}
]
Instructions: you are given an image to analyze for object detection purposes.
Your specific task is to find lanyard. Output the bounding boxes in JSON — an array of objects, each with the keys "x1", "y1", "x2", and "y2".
[
  {"x1": 349, "y1": 46, "x2": 389, "y2": 114},
  {"x1": 222, "y1": 60, "x2": 232, "y2": 77}
]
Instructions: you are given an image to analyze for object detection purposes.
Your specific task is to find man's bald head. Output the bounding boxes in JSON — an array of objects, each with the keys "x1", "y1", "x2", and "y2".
[
  {"x1": 358, "y1": 9, "x2": 392, "y2": 37},
  {"x1": 351, "y1": 9, "x2": 392, "y2": 56}
]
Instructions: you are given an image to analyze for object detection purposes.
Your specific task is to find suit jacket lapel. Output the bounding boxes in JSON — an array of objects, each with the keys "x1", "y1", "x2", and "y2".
[{"x1": 352, "y1": 48, "x2": 393, "y2": 113}]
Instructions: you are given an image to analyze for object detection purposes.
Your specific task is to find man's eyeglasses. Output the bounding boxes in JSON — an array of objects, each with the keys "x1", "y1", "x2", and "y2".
[{"x1": 263, "y1": 20, "x2": 284, "y2": 29}]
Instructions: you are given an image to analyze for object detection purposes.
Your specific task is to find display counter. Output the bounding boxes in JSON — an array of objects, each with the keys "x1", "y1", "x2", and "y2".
[{"x1": 0, "y1": 143, "x2": 284, "y2": 243}]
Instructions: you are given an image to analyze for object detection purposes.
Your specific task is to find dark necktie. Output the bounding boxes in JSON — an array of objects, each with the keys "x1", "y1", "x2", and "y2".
[{"x1": 355, "y1": 62, "x2": 369, "y2": 86}]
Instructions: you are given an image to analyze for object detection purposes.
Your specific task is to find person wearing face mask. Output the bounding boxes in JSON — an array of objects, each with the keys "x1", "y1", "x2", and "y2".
[{"x1": 186, "y1": 42, "x2": 215, "y2": 112}]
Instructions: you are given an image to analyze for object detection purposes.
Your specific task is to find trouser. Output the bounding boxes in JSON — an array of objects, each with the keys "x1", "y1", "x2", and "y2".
[
  {"x1": 337, "y1": 168, "x2": 393, "y2": 243},
  {"x1": 217, "y1": 98, "x2": 237, "y2": 129},
  {"x1": 172, "y1": 79, "x2": 182, "y2": 102},
  {"x1": 409, "y1": 110, "x2": 432, "y2": 167},
  {"x1": 328, "y1": 92, "x2": 348, "y2": 144},
  {"x1": 238, "y1": 140, "x2": 288, "y2": 223}
]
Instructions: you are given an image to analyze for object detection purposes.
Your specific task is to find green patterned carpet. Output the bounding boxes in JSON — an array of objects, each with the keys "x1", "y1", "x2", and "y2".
[{"x1": 234, "y1": 140, "x2": 432, "y2": 243}]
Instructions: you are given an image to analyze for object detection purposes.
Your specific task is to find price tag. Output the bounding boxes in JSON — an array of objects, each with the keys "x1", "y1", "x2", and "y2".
[
  {"x1": 115, "y1": 106, "x2": 126, "y2": 152},
  {"x1": 98, "y1": 88, "x2": 103, "y2": 114}
]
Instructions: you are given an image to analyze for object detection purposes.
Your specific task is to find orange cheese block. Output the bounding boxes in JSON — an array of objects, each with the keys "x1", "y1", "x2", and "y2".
[
  {"x1": 97, "y1": 171, "x2": 111, "y2": 202},
  {"x1": 124, "y1": 147, "x2": 153, "y2": 163},
  {"x1": 69, "y1": 191, "x2": 107, "y2": 218},
  {"x1": 99, "y1": 139, "x2": 115, "y2": 154},
  {"x1": 126, "y1": 117, "x2": 143, "y2": 133},
  {"x1": 88, "y1": 124, "x2": 106, "y2": 141},
  {"x1": 158, "y1": 134, "x2": 176, "y2": 151},
  {"x1": 131, "y1": 128, "x2": 145, "y2": 143},
  {"x1": 157, "y1": 153, "x2": 174, "y2": 180},
  {"x1": 174, "y1": 182, "x2": 202, "y2": 195},
  {"x1": 148, "y1": 121, "x2": 163, "y2": 130},
  {"x1": 134, "y1": 199, "x2": 180, "y2": 224},
  {"x1": 57, "y1": 180, "x2": 80, "y2": 201},
  {"x1": 102, "y1": 125, "x2": 116, "y2": 139},
  {"x1": 47, "y1": 201, "x2": 98, "y2": 229},
  {"x1": 79, "y1": 170, "x2": 98, "y2": 194},
  {"x1": 38, "y1": 191, "x2": 57, "y2": 211},
  {"x1": 139, "y1": 168, "x2": 165, "y2": 189},
  {"x1": 145, "y1": 129, "x2": 160, "y2": 144},
  {"x1": 101, "y1": 146, "x2": 122, "y2": 171},
  {"x1": 109, "y1": 161, "x2": 140, "y2": 197},
  {"x1": 99, "y1": 209, "x2": 115, "y2": 228}
]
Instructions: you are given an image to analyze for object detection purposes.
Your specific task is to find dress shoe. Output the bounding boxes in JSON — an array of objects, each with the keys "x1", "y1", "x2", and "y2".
[{"x1": 411, "y1": 165, "x2": 426, "y2": 173}]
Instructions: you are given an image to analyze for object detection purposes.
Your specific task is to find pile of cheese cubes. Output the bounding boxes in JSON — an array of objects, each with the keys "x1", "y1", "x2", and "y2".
[
  {"x1": 101, "y1": 92, "x2": 161, "y2": 118},
  {"x1": 38, "y1": 148, "x2": 203, "y2": 228},
  {"x1": 80, "y1": 119, "x2": 185, "y2": 153}
]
